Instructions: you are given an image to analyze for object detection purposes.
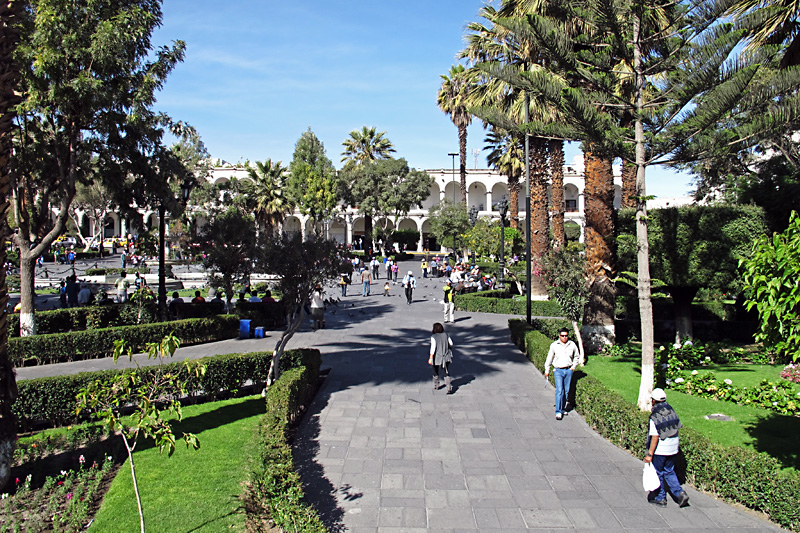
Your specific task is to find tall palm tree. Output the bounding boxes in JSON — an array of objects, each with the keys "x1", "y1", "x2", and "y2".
[
  {"x1": 548, "y1": 139, "x2": 565, "y2": 248},
  {"x1": 484, "y1": 127, "x2": 523, "y2": 229},
  {"x1": 245, "y1": 159, "x2": 293, "y2": 238},
  {"x1": 341, "y1": 127, "x2": 395, "y2": 250},
  {"x1": 0, "y1": 0, "x2": 22, "y2": 490},
  {"x1": 341, "y1": 126, "x2": 395, "y2": 167},
  {"x1": 729, "y1": 0, "x2": 800, "y2": 67},
  {"x1": 437, "y1": 65, "x2": 472, "y2": 204}
]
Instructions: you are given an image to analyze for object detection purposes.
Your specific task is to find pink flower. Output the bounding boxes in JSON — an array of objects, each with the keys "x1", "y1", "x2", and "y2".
[
  {"x1": 15, "y1": 478, "x2": 19, "y2": 484},
  {"x1": 78, "y1": 455, "x2": 85, "y2": 465},
  {"x1": 66, "y1": 493, "x2": 73, "y2": 500}
]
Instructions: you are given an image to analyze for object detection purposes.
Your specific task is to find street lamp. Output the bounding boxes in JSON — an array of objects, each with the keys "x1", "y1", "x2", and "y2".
[
  {"x1": 468, "y1": 205, "x2": 478, "y2": 265},
  {"x1": 496, "y1": 196, "x2": 509, "y2": 289}
]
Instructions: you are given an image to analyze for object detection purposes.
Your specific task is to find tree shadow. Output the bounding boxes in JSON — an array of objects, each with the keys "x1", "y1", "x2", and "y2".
[{"x1": 742, "y1": 412, "x2": 800, "y2": 470}]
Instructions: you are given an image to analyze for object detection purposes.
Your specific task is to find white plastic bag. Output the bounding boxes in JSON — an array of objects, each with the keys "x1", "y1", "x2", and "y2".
[{"x1": 642, "y1": 463, "x2": 661, "y2": 492}]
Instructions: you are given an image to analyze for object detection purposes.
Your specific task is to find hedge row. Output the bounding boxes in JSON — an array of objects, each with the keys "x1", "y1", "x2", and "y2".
[
  {"x1": 9, "y1": 315, "x2": 240, "y2": 367},
  {"x1": 509, "y1": 319, "x2": 800, "y2": 532},
  {"x1": 244, "y1": 355, "x2": 326, "y2": 532},
  {"x1": 84, "y1": 267, "x2": 151, "y2": 276},
  {"x1": 9, "y1": 305, "x2": 158, "y2": 337},
  {"x1": 456, "y1": 289, "x2": 563, "y2": 317},
  {"x1": 13, "y1": 348, "x2": 319, "y2": 431}
]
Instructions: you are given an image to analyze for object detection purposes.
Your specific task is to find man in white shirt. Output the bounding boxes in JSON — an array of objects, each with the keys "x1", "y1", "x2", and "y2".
[
  {"x1": 544, "y1": 328, "x2": 580, "y2": 420},
  {"x1": 644, "y1": 388, "x2": 689, "y2": 508}
]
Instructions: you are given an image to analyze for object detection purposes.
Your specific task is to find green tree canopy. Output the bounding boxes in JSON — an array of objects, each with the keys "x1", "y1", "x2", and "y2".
[
  {"x1": 741, "y1": 210, "x2": 800, "y2": 361},
  {"x1": 288, "y1": 128, "x2": 338, "y2": 228},
  {"x1": 617, "y1": 205, "x2": 768, "y2": 341},
  {"x1": 427, "y1": 201, "x2": 470, "y2": 252}
]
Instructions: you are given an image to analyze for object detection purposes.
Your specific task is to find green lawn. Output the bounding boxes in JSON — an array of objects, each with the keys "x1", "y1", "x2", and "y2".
[
  {"x1": 583, "y1": 354, "x2": 800, "y2": 471},
  {"x1": 89, "y1": 395, "x2": 264, "y2": 532}
]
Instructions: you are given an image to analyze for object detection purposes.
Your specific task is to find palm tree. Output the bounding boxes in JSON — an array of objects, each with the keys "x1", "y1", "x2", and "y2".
[
  {"x1": 341, "y1": 126, "x2": 395, "y2": 167},
  {"x1": 245, "y1": 159, "x2": 293, "y2": 238},
  {"x1": 437, "y1": 65, "x2": 473, "y2": 204},
  {"x1": 548, "y1": 139, "x2": 565, "y2": 248},
  {"x1": 484, "y1": 127, "x2": 523, "y2": 229},
  {"x1": 729, "y1": 0, "x2": 800, "y2": 68},
  {"x1": 0, "y1": 0, "x2": 22, "y2": 490},
  {"x1": 341, "y1": 127, "x2": 395, "y2": 250}
]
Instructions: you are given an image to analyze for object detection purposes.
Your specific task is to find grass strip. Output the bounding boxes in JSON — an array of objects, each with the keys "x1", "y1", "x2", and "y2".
[{"x1": 89, "y1": 395, "x2": 264, "y2": 532}]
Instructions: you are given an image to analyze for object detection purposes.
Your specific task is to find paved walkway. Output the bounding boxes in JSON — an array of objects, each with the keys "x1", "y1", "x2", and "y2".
[{"x1": 15, "y1": 261, "x2": 786, "y2": 532}]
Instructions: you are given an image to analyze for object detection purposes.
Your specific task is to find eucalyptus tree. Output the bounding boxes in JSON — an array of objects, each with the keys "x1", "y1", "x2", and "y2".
[
  {"x1": 340, "y1": 126, "x2": 395, "y2": 250},
  {"x1": 10, "y1": 0, "x2": 185, "y2": 335},
  {"x1": 437, "y1": 64, "x2": 472, "y2": 204},
  {"x1": 288, "y1": 128, "x2": 339, "y2": 235},
  {"x1": 505, "y1": 0, "x2": 790, "y2": 409}
]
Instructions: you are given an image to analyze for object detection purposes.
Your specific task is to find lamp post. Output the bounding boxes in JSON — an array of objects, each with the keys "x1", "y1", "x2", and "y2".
[
  {"x1": 158, "y1": 180, "x2": 193, "y2": 318},
  {"x1": 448, "y1": 152, "x2": 458, "y2": 258},
  {"x1": 468, "y1": 205, "x2": 478, "y2": 265},
  {"x1": 497, "y1": 196, "x2": 508, "y2": 289}
]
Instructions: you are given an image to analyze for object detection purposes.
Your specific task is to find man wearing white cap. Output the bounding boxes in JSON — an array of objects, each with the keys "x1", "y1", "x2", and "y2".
[
  {"x1": 401, "y1": 271, "x2": 416, "y2": 305},
  {"x1": 645, "y1": 388, "x2": 689, "y2": 508}
]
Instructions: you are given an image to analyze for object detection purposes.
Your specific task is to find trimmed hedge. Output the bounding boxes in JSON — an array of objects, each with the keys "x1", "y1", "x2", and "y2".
[
  {"x1": 510, "y1": 318, "x2": 800, "y2": 531},
  {"x1": 84, "y1": 266, "x2": 150, "y2": 276},
  {"x1": 9, "y1": 315, "x2": 240, "y2": 367},
  {"x1": 245, "y1": 354, "x2": 326, "y2": 532},
  {"x1": 9, "y1": 305, "x2": 158, "y2": 337},
  {"x1": 456, "y1": 289, "x2": 563, "y2": 317},
  {"x1": 13, "y1": 348, "x2": 320, "y2": 431}
]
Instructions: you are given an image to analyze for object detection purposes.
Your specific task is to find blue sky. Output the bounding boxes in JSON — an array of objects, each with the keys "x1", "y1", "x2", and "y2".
[{"x1": 151, "y1": 0, "x2": 694, "y2": 198}]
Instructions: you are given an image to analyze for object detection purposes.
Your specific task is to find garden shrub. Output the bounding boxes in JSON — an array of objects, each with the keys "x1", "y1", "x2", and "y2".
[
  {"x1": 509, "y1": 318, "x2": 800, "y2": 531},
  {"x1": 13, "y1": 349, "x2": 320, "y2": 430},
  {"x1": 83, "y1": 266, "x2": 150, "y2": 276},
  {"x1": 245, "y1": 354, "x2": 326, "y2": 532},
  {"x1": 9, "y1": 315, "x2": 239, "y2": 367},
  {"x1": 457, "y1": 290, "x2": 563, "y2": 316},
  {"x1": 8, "y1": 305, "x2": 161, "y2": 337}
]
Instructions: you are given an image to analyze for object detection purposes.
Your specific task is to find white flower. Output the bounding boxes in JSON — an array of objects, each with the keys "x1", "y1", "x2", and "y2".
[
  {"x1": 659, "y1": 346, "x2": 665, "y2": 351},
  {"x1": 1, "y1": 493, "x2": 7, "y2": 500},
  {"x1": 705, "y1": 356, "x2": 711, "y2": 361},
  {"x1": 724, "y1": 379, "x2": 732, "y2": 385},
  {"x1": 675, "y1": 377, "x2": 685, "y2": 383},
  {"x1": 692, "y1": 370, "x2": 699, "y2": 375},
  {"x1": 683, "y1": 340, "x2": 693, "y2": 347},
  {"x1": 773, "y1": 401, "x2": 779, "y2": 406},
  {"x1": 674, "y1": 343, "x2": 682, "y2": 350}
]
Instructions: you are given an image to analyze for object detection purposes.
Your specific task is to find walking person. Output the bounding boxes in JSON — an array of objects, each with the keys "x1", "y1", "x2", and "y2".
[
  {"x1": 402, "y1": 271, "x2": 416, "y2": 305},
  {"x1": 391, "y1": 262, "x2": 399, "y2": 282},
  {"x1": 544, "y1": 328, "x2": 580, "y2": 420},
  {"x1": 360, "y1": 267, "x2": 372, "y2": 296},
  {"x1": 339, "y1": 273, "x2": 348, "y2": 297},
  {"x1": 428, "y1": 322, "x2": 454, "y2": 394},
  {"x1": 371, "y1": 257, "x2": 380, "y2": 280},
  {"x1": 310, "y1": 283, "x2": 325, "y2": 330},
  {"x1": 645, "y1": 388, "x2": 690, "y2": 508},
  {"x1": 114, "y1": 271, "x2": 130, "y2": 303},
  {"x1": 443, "y1": 279, "x2": 455, "y2": 323}
]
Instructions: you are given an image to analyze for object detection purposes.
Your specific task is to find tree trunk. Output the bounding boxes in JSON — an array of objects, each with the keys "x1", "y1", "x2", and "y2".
[
  {"x1": 0, "y1": 0, "x2": 22, "y2": 490},
  {"x1": 671, "y1": 286, "x2": 698, "y2": 344},
  {"x1": 549, "y1": 140, "x2": 565, "y2": 249},
  {"x1": 17, "y1": 249, "x2": 36, "y2": 336},
  {"x1": 529, "y1": 138, "x2": 549, "y2": 259},
  {"x1": 507, "y1": 173, "x2": 520, "y2": 230},
  {"x1": 633, "y1": 16, "x2": 656, "y2": 412},
  {"x1": 621, "y1": 159, "x2": 636, "y2": 209},
  {"x1": 459, "y1": 125, "x2": 467, "y2": 204},
  {"x1": 364, "y1": 214, "x2": 373, "y2": 252},
  {"x1": 267, "y1": 305, "x2": 306, "y2": 385},
  {"x1": 581, "y1": 149, "x2": 616, "y2": 352}
]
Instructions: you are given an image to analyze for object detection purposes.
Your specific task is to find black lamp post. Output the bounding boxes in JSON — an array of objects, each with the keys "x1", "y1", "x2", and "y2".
[
  {"x1": 468, "y1": 205, "x2": 478, "y2": 265},
  {"x1": 497, "y1": 196, "x2": 508, "y2": 289}
]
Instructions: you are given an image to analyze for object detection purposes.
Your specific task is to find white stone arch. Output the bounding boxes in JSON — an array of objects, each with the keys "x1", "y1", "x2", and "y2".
[
  {"x1": 564, "y1": 184, "x2": 580, "y2": 212},
  {"x1": 467, "y1": 181, "x2": 487, "y2": 212},
  {"x1": 104, "y1": 213, "x2": 120, "y2": 237},
  {"x1": 143, "y1": 212, "x2": 158, "y2": 231},
  {"x1": 421, "y1": 183, "x2": 441, "y2": 209},
  {"x1": 490, "y1": 183, "x2": 510, "y2": 211},
  {"x1": 420, "y1": 219, "x2": 440, "y2": 252},
  {"x1": 304, "y1": 217, "x2": 317, "y2": 237},
  {"x1": 374, "y1": 217, "x2": 395, "y2": 233},
  {"x1": 329, "y1": 219, "x2": 346, "y2": 243},
  {"x1": 283, "y1": 216, "x2": 302, "y2": 236},
  {"x1": 443, "y1": 180, "x2": 460, "y2": 204},
  {"x1": 212, "y1": 176, "x2": 229, "y2": 187},
  {"x1": 397, "y1": 218, "x2": 418, "y2": 232}
]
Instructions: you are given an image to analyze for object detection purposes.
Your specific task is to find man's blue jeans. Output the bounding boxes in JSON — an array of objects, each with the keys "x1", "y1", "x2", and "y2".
[
  {"x1": 362, "y1": 280, "x2": 370, "y2": 296},
  {"x1": 554, "y1": 367, "x2": 573, "y2": 414},
  {"x1": 652, "y1": 454, "x2": 683, "y2": 501}
]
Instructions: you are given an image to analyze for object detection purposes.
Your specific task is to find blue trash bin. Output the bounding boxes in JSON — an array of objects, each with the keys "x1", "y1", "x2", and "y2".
[
  {"x1": 239, "y1": 319, "x2": 252, "y2": 339},
  {"x1": 254, "y1": 326, "x2": 264, "y2": 338}
]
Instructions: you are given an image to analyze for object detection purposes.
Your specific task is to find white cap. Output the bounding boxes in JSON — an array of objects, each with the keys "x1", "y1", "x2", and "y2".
[
  {"x1": 651, "y1": 388, "x2": 666, "y2": 402},
  {"x1": 408, "y1": 271, "x2": 413, "y2": 275}
]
